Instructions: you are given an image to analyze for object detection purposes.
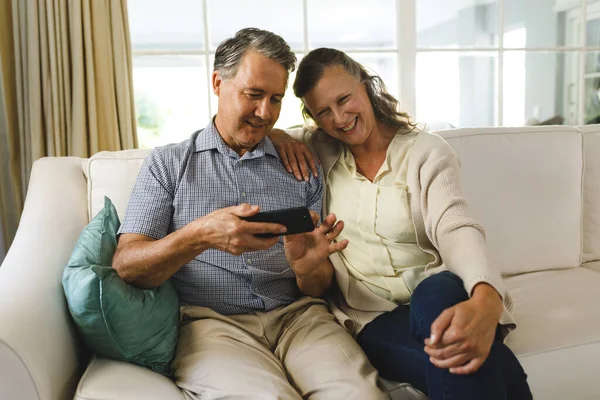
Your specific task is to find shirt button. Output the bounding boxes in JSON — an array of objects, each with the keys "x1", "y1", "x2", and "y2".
[
  {"x1": 247, "y1": 259, "x2": 252, "y2": 264},
  {"x1": 241, "y1": 192, "x2": 246, "y2": 197}
]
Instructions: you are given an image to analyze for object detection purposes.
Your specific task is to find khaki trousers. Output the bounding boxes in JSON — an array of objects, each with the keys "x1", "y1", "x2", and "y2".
[{"x1": 173, "y1": 296, "x2": 388, "y2": 400}]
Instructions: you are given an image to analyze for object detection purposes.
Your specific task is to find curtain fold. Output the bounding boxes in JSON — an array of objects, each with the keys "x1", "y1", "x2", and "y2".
[
  {"x1": 0, "y1": 0, "x2": 23, "y2": 257},
  {"x1": 0, "y1": 0, "x2": 137, "y2": 253}
]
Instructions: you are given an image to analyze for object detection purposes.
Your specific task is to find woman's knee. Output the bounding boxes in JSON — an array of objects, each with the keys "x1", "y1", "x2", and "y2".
[
  {"x1": 412, "y1": 272, "x2": 468, "y2": 310},
  {"x1": 409, "y1": 272, "x2": 469, "y2": 335}
]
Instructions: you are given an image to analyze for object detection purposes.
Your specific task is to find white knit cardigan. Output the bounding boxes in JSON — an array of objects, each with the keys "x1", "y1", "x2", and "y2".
[{"x1": 287, "y1": 127, "x2": 516, "y2": 338}]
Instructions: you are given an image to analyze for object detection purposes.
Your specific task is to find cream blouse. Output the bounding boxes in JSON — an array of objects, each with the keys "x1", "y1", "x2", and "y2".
[{"x1": 327, "y1": 130, "x2": 435, "y2": 304}]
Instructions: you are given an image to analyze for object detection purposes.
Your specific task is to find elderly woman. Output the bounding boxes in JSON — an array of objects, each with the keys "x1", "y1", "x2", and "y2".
[{"x1": 270, "y1": 48, "x2": 532, "y2": 400}]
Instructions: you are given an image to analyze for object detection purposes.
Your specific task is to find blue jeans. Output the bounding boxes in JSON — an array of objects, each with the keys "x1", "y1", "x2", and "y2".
[{"x1": 357, "y1": 272, "x2": 532, "y2": 400}]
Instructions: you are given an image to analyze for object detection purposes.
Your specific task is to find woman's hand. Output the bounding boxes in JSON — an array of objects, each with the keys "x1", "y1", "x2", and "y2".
[
  {"x1": 284, "y1": 211, "x2": 348, "y2": 275},
  {"x1": 269, "y1": 128, "x2": 319, "y2": 181},
  {"x1": 283, "y1": 211, "x2": 348, "y2": 296},
  {"x1": 423, "y1": 283, "x2": 503, "y2": 375}
]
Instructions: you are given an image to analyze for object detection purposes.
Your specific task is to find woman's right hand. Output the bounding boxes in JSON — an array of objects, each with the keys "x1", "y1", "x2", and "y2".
[
  {"x1": 269, "y1": 128, "x2": 319, "y2": 181},
  {"x1": 423, "y1": 283, "x2": 503, "y2": 375}
]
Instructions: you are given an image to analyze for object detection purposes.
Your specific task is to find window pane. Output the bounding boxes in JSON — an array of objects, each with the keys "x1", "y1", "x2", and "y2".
[
  {"x1": 307, "y1": 0, "x2": 396, "y2": 49},
  {"x1": 208, "y1": 55, "x2": 306, "y2": 130},
  {"x1": 350, "y1": 53, "x2": 399, "y2": 99},
  {"x1": 588, "y1": 18, "x2": 600, "y2": 47},
  {"x1": 585, "y1": 76, "x2": 600, "y2": 124},
  {"x1": 207, "y1": 0, "x2": 304, "y2": 50},
  {"x1": 502, "y1": 51, "x2": 526, "y2": 126},
  {"x1": 416, "y1": 52, "x2": 498, "y2": 128},
  {"x1": 417, "y1": 0, "x2": 497, "y2": 48},
  {"x1": 586, "y1": 50, "x2": 600, "y2": 74},
  {"x1": 275, "y1": 55, "x2": 306, "y2": 129},
  {"x1": 128, "y1": 0, "x2": 204, "y2": 51},
  {"x1": 503, "y1": 0, "x2": 581, "y2": 48},
  {"x1": 585, "y1": 49, "x2": 600, "y2": 123},
  {"x1": 503, "y1": 52, "x2": 578, "y2": 126},
  {"x1": 133, "y1": 56, "x2": 209, "y2": 149}
]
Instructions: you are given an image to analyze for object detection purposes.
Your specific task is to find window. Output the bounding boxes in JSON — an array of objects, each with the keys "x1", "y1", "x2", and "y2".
[
  {"x1": 415, "y1": 0, "x2": 593, "y2": 127},
  {"x1": 129, "y1": 0, "x2": 397, "y2": 148},
  {"x1": 502, "y1": 29, "x2": 526, "y2": 126},
  {"x1": 132, "y1": 56, "x2": 208, "y2": 148},
  {"x1": 129, "y1": 0, "x2": 600, "y2": 147}
]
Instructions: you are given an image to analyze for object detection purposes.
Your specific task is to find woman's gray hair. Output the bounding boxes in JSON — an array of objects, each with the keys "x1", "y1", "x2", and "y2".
[{"x1": 214, "y1": 28, "x2": 297, "y2": 81}]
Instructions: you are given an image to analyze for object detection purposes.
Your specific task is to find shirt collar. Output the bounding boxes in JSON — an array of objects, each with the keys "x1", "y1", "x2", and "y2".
[
  {"x1": 193, "y1": 121, "x2": 224, "y2": 153},
  {"x1": 336, "y1": 135, "x2": 400, "y2": 181},
  {"x1": 340, "y1": 144, "x2": 358, "y2": 175},
  {"x1": 194, "y1": 120, "x2": 280, "y2": 160}
]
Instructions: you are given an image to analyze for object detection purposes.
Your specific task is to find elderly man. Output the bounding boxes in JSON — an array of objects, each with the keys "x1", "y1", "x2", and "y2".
[{"x1": 113, "y1": 28, "x2": 387, "y2": 399}]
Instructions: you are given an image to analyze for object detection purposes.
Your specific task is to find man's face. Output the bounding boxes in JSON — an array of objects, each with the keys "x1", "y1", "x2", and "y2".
[{"x1": 213, "y1": 50, "x2": 288, "y2": 156}]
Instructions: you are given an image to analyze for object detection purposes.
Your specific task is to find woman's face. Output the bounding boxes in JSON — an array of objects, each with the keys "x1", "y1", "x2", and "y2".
[{"x1": 303, "y1": 65, "x2": 377, "y2": 147}]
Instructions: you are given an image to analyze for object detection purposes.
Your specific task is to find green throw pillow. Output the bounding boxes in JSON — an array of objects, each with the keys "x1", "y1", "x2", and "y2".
[{"x1": 62, "y1": 196, "x2": 179, "y2": 375}]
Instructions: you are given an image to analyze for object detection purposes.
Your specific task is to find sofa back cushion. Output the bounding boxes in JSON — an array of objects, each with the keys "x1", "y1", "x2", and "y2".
[
  {"x1": 87, "y1": 149, "x2": 151, "y2": 221},
  {"x1": 439, "y1": 126, "x2": 583, "y2": 275},
  {"x1": 581, "y1": 126, "x2": 600, "y2": 263},
  {"x1": 86, "y1": 126, "x2": 586, "y2": 276}
]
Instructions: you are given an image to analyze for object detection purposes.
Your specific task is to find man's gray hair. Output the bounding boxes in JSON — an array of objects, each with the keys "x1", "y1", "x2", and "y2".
[{"x1": 214, "y1": 28, "x2": 297, "y2": 81}]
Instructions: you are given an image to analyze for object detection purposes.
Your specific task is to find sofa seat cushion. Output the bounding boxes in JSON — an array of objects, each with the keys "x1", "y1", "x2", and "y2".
[
  {"x1": 517, "y1": 341, "x2": 600, "y2": 400},
  {"x1": 583, "y1": 260, "x2": 600, "y2": 273},
  {"x1": 505, "y1": 268, "x2": 600, "y2": 399},
  {"x1": 504, "y1": 268, "x2": 600, "y2": 399},
  {"x1": 76, "y1": 356, "x2": 428, "y2": 400},
  {"x1": 505, "y1": 268, "x2": 600, "y2": 356},
  {"x1": 75, "y1": 356, "x2": 185, "y2": 400}
]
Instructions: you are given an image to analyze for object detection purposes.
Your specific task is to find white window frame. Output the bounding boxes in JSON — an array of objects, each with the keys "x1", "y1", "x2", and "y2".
[{"x1": 131, "y1": 0, "x2": 600, "y2": 126}]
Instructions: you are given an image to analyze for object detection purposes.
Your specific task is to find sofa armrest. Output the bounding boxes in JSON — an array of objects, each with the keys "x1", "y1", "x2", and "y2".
[{"x1": 0, "y1": 157, "x2": 90, "y2": 400}]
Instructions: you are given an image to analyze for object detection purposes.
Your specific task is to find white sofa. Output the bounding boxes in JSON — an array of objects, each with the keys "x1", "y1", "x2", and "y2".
[{"x1": 1, "y1": 125, "x2": 600, "y2": 400}]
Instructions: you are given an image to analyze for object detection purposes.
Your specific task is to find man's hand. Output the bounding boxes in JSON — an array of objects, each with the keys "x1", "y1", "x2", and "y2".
[
  {"x1": 191, "y1": 203, "x2": 287, "y2": 255},
  {"x1": 423, "y1": 283, "x2": 503, "y2": 375},
  {"x1": 283, "y1": 211, "x2": 348, "y2": 296},
  {"x1": 269, "y1": 128, "x2": 319, "y2": 181}
]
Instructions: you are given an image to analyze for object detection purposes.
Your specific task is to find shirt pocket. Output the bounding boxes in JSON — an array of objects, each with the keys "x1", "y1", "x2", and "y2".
[{"x1": 374, "y1": 183, "x2": 416, "y2": 241}]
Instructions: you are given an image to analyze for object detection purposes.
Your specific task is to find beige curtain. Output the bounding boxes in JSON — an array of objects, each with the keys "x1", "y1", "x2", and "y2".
[
  {"x1": 0, "y1": 0, "x2": 23, "y2": 256},
  {"x1": 0, "y1": 0, "x2": 138, "y2": 252}
]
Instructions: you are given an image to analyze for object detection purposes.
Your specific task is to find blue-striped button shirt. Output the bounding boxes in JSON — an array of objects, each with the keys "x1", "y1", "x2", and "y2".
[{"x1": 118, "y1": 122, "x2": 324, "y2": 315}]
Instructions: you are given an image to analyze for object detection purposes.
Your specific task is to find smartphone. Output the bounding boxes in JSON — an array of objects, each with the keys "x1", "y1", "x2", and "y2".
[{"x1": 241, "y1": 206, "x2": 314, "y2": 238}]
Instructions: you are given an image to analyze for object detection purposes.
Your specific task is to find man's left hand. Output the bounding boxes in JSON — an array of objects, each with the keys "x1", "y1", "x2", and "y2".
[{"x1": 269, "y1": 128, "x2": 319, "y2": 182}]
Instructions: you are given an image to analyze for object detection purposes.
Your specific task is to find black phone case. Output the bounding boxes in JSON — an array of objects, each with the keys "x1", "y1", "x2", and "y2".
[{"x1": 241, "y1": 207, "x2": 314, "y2": 238}]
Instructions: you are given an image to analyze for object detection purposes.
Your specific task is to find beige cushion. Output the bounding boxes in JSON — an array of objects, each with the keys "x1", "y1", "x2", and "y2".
[
  {"x1": 518, "y1": 342, "x2": 600, "y2": 400},
  {"x1": 440, "y1": 127, "x2": 583, "y2": 275},
  {"x1": 88, "y1": 127, "x2": 586, "y2": 276},
  {"x1": 87, "y1": 149, "x2": 150, "y2": 221},
  {"x1": 583, "y1": 260, "x2": 600, "y2": 273},
  {"x1": 581, "y1": 126, "x2": 600, "y2": 263},
  {"x1": 75, "y1": 356, "x2": 184, "y2": 400},
  {"x1": 505, "y1": 268, "x2": 600, "y2": 356},
  {"x1": 505, "y1": 268, "x2": 600, "y2": 399}
]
